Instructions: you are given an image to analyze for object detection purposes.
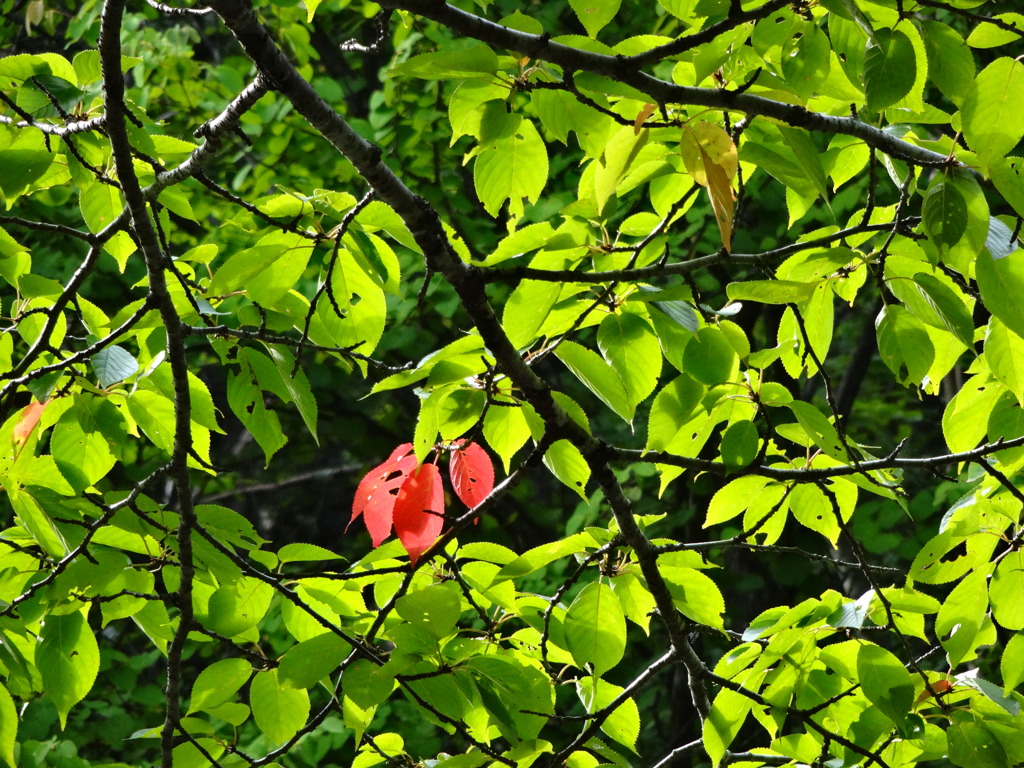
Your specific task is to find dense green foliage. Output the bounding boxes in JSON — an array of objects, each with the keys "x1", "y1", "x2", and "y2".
[{"x1": 1, "y1": 0, "x2": 1024, "y2": 766}]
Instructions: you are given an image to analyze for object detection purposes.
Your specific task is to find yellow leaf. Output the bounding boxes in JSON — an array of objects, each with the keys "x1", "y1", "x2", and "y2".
[
  {"x1": 681, "y1": 122, "x2": 737, "y2": 252},
  {"x1": 680, "y1": 121, "x2": 738, "y2": 185},
  {"x1": 701, "y1": 143, "x2": 735, "y2": 253}
]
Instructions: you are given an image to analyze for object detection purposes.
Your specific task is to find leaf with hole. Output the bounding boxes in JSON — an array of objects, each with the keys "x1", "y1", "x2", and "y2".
[
  {"x1": 350, "y1": 443, "x2": 418, "y2": 547},
  {"x1": 449, "y1": 441, "x2": 495, "y2": 511}
]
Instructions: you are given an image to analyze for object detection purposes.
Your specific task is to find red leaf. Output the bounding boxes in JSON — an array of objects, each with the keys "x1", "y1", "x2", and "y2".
[
  {"x1": 392, "y1": 463, "x2": 444, "y2": 565},
  {"x1": 13, "y1": 400, "x2": 47, "y2": 446},
  {"x1": 916, "y1": 679, "x2": 954, "y2": 704},
  {"x1": 449, "y1": 442, "x2": 495, "y2": 511},
  {"x1": 350, "y1": 443, "x2": 417, "y2": 547}
]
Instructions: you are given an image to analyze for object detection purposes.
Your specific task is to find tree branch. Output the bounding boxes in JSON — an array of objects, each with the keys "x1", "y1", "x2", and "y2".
[
  {"x1": 375, "y1": 0, "x2": 954, "y2": 166},
  {"x1": 98, "y1": 3, "x2": 199, "y2": 765}
]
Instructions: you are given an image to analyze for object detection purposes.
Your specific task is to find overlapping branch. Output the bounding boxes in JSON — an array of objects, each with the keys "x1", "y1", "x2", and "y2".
[
  {"x1": 375, "y1": 0, "x2": 954, "y2": 167},
  {"x1": 476, "y1": 218, "x2": 921, "y2": 284},
  {"x1": 624, "y1": 433, "x2": 1024, "y2": 480},
  {"x1": 208, "y1": 0, "x2": 716, "y2": 732},
  {"x1": 98, "y1": 2, "x2": 199, "y2": 764},
  {"x1": 3, "y1": 0, "x2": 1013, "y2": 765}
]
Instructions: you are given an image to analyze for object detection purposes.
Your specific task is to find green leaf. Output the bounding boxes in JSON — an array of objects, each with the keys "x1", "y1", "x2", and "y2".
[
  {"x1": 888, "y1": 272, "x2": 974, "y2": 347},
  {"x1": 38, "y1": 611, "x2": 100, "y2": 728},
  {"x1": 828, "y1": 12, "x2": 868, "y2": 86},
  {"x1": 503, "y1": 281, "x2": 562, "y2": 350},
  {"x1": 483, "y1": 401, "x2": 531, "y2": 473},
  {"x1": 90, "y1": 345, "x2": 139, "y2": 387},
  {"x1": 594, "y1": 125, "x2": 649, "y2": 211},
  {"x1": 661, "y1": 566, "x2": 724, "y2": 628},
  {"x1": 727, "y1": 279, "x2": 817, "y2": 304},
  {"x1": 1001, "y1": 632, "x2": 1024, "y2": 693},
  {"x1": 563, "y1": 582, "x2": 626, "y2": 676},
  {"x1": 482, "y1": 221, "x2": 557, "y2": 266},
  {"x1": 555, "y1": 340, "x2": 633, "y2": 423},
  {"x1": 532, "y1": 88, "x2": 613, "y2": 157},
  {"x1": 227, "y1": 367, "x2": 287, "y2": 466},
  {"x1": 943, "y1": 374, "x2": 1001, "y2": 452},
  {"x1": 682, "y1": 326, "x2": 736, "y2": 386},
  {"x1": 863, "y1": 29, "x2": 917, "y2": 113},
  {"x1": 856, "y1": 643, "x2": 915, "y2": 729},
  {"x1": 703, "y1": 681, "x2": 758, "y2": 766},
  {"x1": 188, "y1": 658, "x2": 253, "y2": 715},
  {"x1": 0, "y1": 683, "x2": 15, "y2": 768},
  {"x1": 922, "y1": 180, "x2": 968, "y2": 253},
  {"x1": 706, "y1": 476, "x2": 781, "y2": 527},
  {"x1": 126, "y1": 389, "x2": 177, "y2": 455},
  {"x1": 990, "y1": 156, "x2": 1024, "y2": 219},
  {"x1": 944, "y1": 171, "x2": 991, "y2": 275},
  {"x1": 474, "y1": 116, "x2": 548, "y2": 221},
  {"x1": 967, "y1": 13, "x2": 1024, "y2": 48},
  {"x1": 986, "y1": 390, "x2": 1024, "y2": 445},
  {"x1": 396, "y1": 584, "x2": 463, "y2": 639},
  {"x1": 597, "y1": 311, "x2": 661, "y2": 409},
  {"x1": 436, "y1": 387, "x2": 486, "y2": 441},
  {"x1": 787, "y1": 400, "x2": 847, "y2": 461},
  {"x1": 911, "y1": 528, "x2": 998, "y2": 585},
  {"x1": 344, "y1": 658, "x2": 396, "y2": 710},
  {"x1": 948, "y1": 721, "x2": 1008, "y2": 768},
  {"x1": 277, "y1": 543, "x2": 344, "y2": 563},
  {"x1": 206, "y1": 577, "x2": 274, "y2": 637},
  {"x1": 570, "y1": 0, "x2": 622, "y2": 38},
  {"x1": 766, "y1": 245, "x2": 837, "y2": 292},
  {"x1": 0, "y1": 52, "x2": 77, "y2": 84},
  {"x1": 777, "y1": 127, "x2": 830, "y2": 203},
  {"x1": 278, "y1": 632, "x2": 348, "y2": 689},
  {"x1": 912, "y1": 273, "x2": 973, "y2": 346},
  {"x1": 207, "y1": 232, "x2": 310, "y2": 306},
  {"x1": 468, "y1": 655, "x2": 552, "y2": 741},
  {"x1": 390, "y1": 44, "x2": 499, "y2": 80},
  {"x1": 543, "y1": 438, "x2": 591, "y2": 498},
  {"x1": 788, "y1": 483, "x2": 842, "y2": 545},
  {"x1": 448, "y1": 79, "x2": 510, "y2": 144},
  {"x1": 652, "y1": 299, "x2": 699, "y2": 335},
  {"x1": 577, "y1": 679, "x2": 639, "y2": 752},
  {"x1": 264, "y1": 346, "x2": 318, "y2": 443},
  {"x1": 196, "y1": 504, "x2": 265, "y2": 550},
  {"x1": 956, "y1": 675, "x2": 1019, "y2": 716},
  {"x1": 79, "y1": 181, "x2": 123, "y2": 234},
  {"x1": 876, "y1": 305, "x2": 935, "y2": 386},
  {"x1": 410, "y1": 395, "x2": 438, "y2": 464},
  {"x1": 719, "y1": 420, "x2": 759, "y2": 470},
  {"x1": 0, "y1": 133, "x2": 55, "y2": 201},
  {"x1": 646, "y1": 374, "x2": 705, "y2": 452},
  {"x1": 962, "y1": 58, "x2": 1024, "y2": 162},
  {"x1": 781, "y1": 23, "x2": 831, "y2": 102},
  {"x1": 977, "y1": 250, "x2": 1024, "y2": 342},
  {"x1": 250, "y1": 669, "x2": 310, "y2": 745},
  {"x1": 9, "y1": 488, "x2": 68, "y2": 558},
  {"x1": 799, "y1": 282, "x2": 834, "y2": 365},
  {"x1": 493, "y1": 532, "x2": 598, "y2": 582},
  {"x1": 50, "y1": 412, "x2": 115, "y2": 492},
  {"x1": 920, "y1": 20, "x2": 975, "y2": 106},
  {"x1": 990, "y1": 550, "x2": 1024, "y2": 630},
  {"x1": 936, "y1": 568, "x2": 989, "y2": 666},
  {"x1": 610, "y1": 572, "x2": 657, "y2": 634}
]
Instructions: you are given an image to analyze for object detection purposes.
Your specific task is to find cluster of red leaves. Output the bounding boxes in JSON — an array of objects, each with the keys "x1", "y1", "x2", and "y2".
[{"x1": 349, "y1": 441, "x2": 495, "y2": 564}]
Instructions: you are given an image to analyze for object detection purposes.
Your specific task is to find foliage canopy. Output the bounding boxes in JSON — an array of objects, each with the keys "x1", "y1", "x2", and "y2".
[{"x1": 1, "y1": 0, "x2": 1024, "y2": 766}]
